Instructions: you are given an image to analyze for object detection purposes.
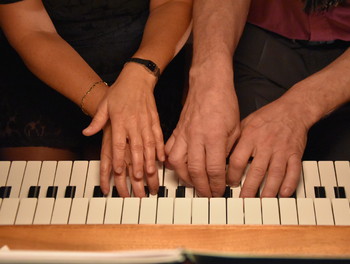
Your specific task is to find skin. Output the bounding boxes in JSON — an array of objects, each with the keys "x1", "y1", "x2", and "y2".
[
  {"x1": 166, "y1": 0, "x2": 350, "y2": 198},
  {"x1": 0, "y1": 0, "x2": 192, "y2": 197}
]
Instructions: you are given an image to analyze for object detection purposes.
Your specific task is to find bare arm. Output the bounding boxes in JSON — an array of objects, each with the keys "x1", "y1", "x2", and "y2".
[
  {"x1": 0, "y1": 0, "x2": 107, "y2": 116},
  {"x1": 165, "y1": 0, "x2": 251, "y2": 197}
]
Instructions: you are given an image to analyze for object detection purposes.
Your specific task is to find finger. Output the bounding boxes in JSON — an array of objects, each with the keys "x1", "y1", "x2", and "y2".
[
  {"x1": 113, "y1": 166, "x2": 130, "y2": 197},
  {"x1": 142, "y1": 126, "x2": 157, "y2": 175},
  {"x1": 127, "y1": 164, "x2": 146, "y2": 198},
  {"x1": 240, "y1": 153, "x2": 270, "y2": 197},
  {"x1": 279, "y1": 154, "x2": 302, "y2": 197},
  {"x1": 145, "y1": 165, "x2": 159, "y2": 196},
  {"x1": 111, "y1": 125, "x2": 127, "y2": 175},
  {"x1": 166, "y1": 135, "x2": 192, "y2": 186},
  {"x1": 100, "y1": 127, "x2": 113, "y2": 195},
  {"x1": 205, "y1": 138, "x2": 227, "y2": 197},
  {"x1": 227, "y1": 140, "x2": 252, "y2": 187},
  {"x1": 151, "y1": 113, "x2": 165, "y2": 162},
  {"x1": 188, "y1": 139, "x2": 211, "y2": 197},
  {"x1": 82, "y1": 103, "x2": 108, "y2": 136},
  {"x1": 260, "y1": 153, "x2": 287, "y2": 197},
  {"x1": 164, "y1": 134, "x2": 176, "y2": 169},
  {"x1": 128, "y1": 129, "x2": 144, "y2": 181}
]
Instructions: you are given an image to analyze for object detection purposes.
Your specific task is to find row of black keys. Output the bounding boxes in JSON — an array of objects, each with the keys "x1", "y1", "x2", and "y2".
[{"x1": 0, "y1": 185, "x2": 347, "y2": 199}]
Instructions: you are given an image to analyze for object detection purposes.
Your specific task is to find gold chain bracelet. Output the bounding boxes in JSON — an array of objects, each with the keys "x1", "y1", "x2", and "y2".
[{"x1": 80, "y1": 80, "x2": 107, "y2": 115}]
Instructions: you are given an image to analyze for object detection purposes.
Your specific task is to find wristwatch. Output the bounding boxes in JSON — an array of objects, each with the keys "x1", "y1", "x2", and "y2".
[{"x1": 125, "y1": 58, "x2": 161, "y2": 79}]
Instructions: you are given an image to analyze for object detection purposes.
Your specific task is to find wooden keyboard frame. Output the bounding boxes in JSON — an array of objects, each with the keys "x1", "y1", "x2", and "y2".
[{"x1": 1, "y1": 225, "x2": 350, "y2": 258}]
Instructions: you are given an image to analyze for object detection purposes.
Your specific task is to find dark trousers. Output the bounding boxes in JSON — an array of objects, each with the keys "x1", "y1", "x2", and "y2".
[{"x1": 234, "y1": 23, "x2": 350, "y2": 160}]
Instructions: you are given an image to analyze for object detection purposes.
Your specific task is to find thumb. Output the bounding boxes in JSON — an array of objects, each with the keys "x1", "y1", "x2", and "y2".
[{"x1": 82, "y1": 104, "x2": 109, "y2": 136}]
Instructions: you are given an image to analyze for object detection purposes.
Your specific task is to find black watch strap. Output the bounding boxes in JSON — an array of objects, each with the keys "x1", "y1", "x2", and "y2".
[{"x1": 125, "y1": 58, "x2": 160, "y2": 79}]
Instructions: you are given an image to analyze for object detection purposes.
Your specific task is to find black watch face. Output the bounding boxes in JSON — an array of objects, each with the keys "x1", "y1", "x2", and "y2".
[{"x1": 147, "y1": 61, "x2": 156, "y2": 72}]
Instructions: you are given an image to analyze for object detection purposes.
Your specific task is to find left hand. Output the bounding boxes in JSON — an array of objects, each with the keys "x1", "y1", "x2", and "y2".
[
  {"x1": 227, "y1": 99, "x2": 308, "y2": 197},
  {"x1": 83, "y1": 64, "x2": 164, "y2": 197}
]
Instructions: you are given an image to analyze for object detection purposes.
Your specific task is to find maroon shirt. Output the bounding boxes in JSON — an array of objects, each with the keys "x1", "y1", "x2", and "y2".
[{"x1": 247, "y1": 0, "x2": 350, "y2": 41}]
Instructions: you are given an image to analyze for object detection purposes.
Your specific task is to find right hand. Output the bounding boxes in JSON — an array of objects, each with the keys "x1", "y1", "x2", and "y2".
[{"x1": 165, "y1": 68, "x2": 241, "y2": 197}]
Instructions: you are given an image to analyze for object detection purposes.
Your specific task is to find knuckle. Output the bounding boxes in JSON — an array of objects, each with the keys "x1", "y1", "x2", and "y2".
[
  {"x1": 230, "y1": 156, "x2": 247, "y2": 170},
  {"x1": 130, "y1": 142, "x2": 143, "y2": 152},
  {"x1": 187, "y1": 164, "x2": 204, "y2": 176},
  {"x1": 167, "y1": 155, "x2": 182, "y2": 167},
  {"x1": 143, "y1": 138, "x2": 156, "y2": 149},
  {"x1": 113, "y1": 142, "x2": 127, "y2": 151},
  {"x1": 249, "y1": 166, "x2": 266, "y2": 179},
  {"x1": 206, "y1": 165, "x2": 225, "y2": 178},
  {"x1": 268, "y1": 165, "x2": 286, "y2": 178}
]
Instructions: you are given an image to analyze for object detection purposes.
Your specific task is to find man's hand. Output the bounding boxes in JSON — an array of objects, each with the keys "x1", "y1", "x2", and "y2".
[
  {"x1": 165, "y1": 69, "x2": 240, "y2": 197},
  {"x1": 227, "y1": 99, "x2": 308, "y2": 198}
]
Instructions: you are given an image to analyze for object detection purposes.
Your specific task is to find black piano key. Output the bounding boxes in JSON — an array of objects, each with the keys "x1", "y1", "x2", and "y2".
[
  {"x1": 64, "y1": 186, "x2": 76, "y2": 198},
  {"x1": 93, "y1": 185, "x2": 104, "y2": 197},
  {"x1": 112, "y1": 186, "x2": 119, "y2": 197},
  {"x1": 0, "y1": 186, "x2": 11, "y2": 198},
  {"x1": 223, "y1": 186, "x2": 232, "y2": 198},
  {"x1": 314, "y1": 186, "x2": 326, "y2": 198},
  {"x1": 334, "y1": 186, "x2": 346, "y2": 198},
  {"x1": 144, "y1": 186, "x2": 150, "y2": 197},
  {"x1": 176, "y1": 186, "x2": 186, "y2": 198},
  {"x1": 46, "y1": 186, "x2": 58, "y2": 198},
  {"x1": 158, "y1": 186, "x2": 167, "y2": 197},
  {"x1": 28, "y1": 186, "x2": 40, "y2": 198}
]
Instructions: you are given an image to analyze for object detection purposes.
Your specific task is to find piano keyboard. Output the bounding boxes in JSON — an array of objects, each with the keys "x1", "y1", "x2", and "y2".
[{"x1": 0, "y1": 160, "x2": 349, "y2": 226}]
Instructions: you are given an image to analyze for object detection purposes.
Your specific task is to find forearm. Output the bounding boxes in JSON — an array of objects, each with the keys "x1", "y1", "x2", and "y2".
[
  {"x1": 190, "y1": 0, "x2": 251, "y2": 85},
  {"x1": 132, "y1": 0, "x2": 192, "y2": 74},
  {"x1": 279, "y1": 47, "x2": 350, "y2": 129},
  {"x1": 8, "y1": 32, "x2": 107, "y2": 116}
]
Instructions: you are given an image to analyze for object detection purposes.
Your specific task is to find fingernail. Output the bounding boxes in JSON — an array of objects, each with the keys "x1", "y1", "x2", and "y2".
[
  {"x1": 115, "y1": 167, "x2": 123, "y2": 174},
  {"x1": 159, "y1": 155, "x2": 165, "y2": 162},
  {"x1": 136, "y1": 171, "x2": 143, "y2": 179},
  {"x1": 282, "y1": 187, "x2": 293, "y2": 197},
  {"x1": 147, "y1": 165, "x2": 155, "y2": 174}
]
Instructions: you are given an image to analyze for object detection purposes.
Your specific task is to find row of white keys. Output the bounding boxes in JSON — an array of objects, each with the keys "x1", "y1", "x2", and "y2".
[
  {"x1": 334, "y1": 161, "x2": 350, "y2": 197},
  {"x1": 19, "y1": 161, "x2": 41, "y2": 198},
  {"x1": 38, "y1": 161, "x2": 57, "y2": 198}
]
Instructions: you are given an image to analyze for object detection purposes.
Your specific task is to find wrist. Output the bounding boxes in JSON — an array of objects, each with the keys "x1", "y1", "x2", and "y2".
[{"x1": 81, "y1": 81, "x2": 109, "y2": 117}]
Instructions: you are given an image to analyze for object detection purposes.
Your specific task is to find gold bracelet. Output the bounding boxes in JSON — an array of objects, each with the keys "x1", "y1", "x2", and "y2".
[{"x1": 80, "y1": 80, "x2": 107, "y2": 115}]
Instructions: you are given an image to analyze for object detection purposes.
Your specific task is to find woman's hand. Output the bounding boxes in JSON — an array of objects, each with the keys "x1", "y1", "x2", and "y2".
[{"x1": 83, "y1": 63, "x2": 165, "y2": 197}]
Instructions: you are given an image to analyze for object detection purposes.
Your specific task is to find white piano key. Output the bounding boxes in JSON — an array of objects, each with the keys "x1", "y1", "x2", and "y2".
[
  {"x1": 318, "y1": 161, "x2": 337, "y2": 198},
  {"x1": 302, "y1": 161, "x2": 321, "y2": 198},
  {"x1": 84, "y1": 161, "x2": 100, "y2": 198},
  {"x1": 297, "y1": 198, "x2": 316, "y2": 225},
  {"x1": 231, "y1": 186, "x2": 241, "y2": 198},
  {"x1": 314, "y1": 198, "x2": 334, "y2": 226},
  {"x1": 15, "y1": 198, "x2": 37, "y2": 225},
  {"x1": 54, "y1": 161, "x2": 73, "y2": 198},
  {"x1": 121, "y1": 197, "x2": 140, "y2": 224},
  {"x1": 51, "y1": 198, "x2": 72, "y2": 224},
  {"x1": 156, "y1": 197, "x2": 174, "y2": 224},
  {"x1": 163, "y1": 168, "x2": 178, "y2": 198},
  {"x1": 0, "y1": 198, "x2": 2, "y2": 208},
  {"x1": 0, "y1": 198, "x2": 19, "y2": 225},
  {"x1": 139, "y1": 198, "x2": 157, "y2": 224},
  {"x1": 0, "y1": 161, "x2": 11, "y2": 186},
  {"x1": 296, "y1": 169, "x2": 306, "y2": 198},
  {"x1": 209, "y1": 198, "x2": 226, "y2": 225},
  {"x1": 173, "y1": 198, "x2": 192, "y2": 224},
  {"x1": 86, "y1": 198, "x2": 106, "y2": 225},
  {"x1": 38, "y1": 161, "x2": 57, "y2": 198},
  {"x1": 33, "y1": 198, "x2": 55, "y2": 225},
  {"x1": 279, "y1": 198, "x2": 298, "y2": 225},
  {"x1": 332, "y1": 199, "x2": 350, "y2": 226},
  {"x1": 227, "y1": 198, "x2": 244, "y2": 225},
  {"x1": 261, "y1": 198, "x2": 280, "y2": 225},
  {"x1": 69, "y1": 161, "x2": 89, "y2": 198},
  {"x1": 19, "y1": 161, "x2": 41, "y2": 198},
  {"x1": 104, "y1": 198, "x2": 123, "y2": 224},
  {"x1": 334, "y1": 161, "x2": 350, "y2": 198},
  {"x1": 192, "y1": 198, "x2": 208, "y2": 224},
  {"x1": 244, "y1": 198, "x2": 262, "y2": 225},
  {"x1": 7, "y1": 161, "x2": 27, "y2": 198},
  {"x1": 68, "y1": 198, "x2": 89, "y2": 224}
]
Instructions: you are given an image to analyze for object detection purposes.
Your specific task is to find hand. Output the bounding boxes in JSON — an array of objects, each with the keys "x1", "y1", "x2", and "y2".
[
  {"x1": 165, "y1": 72, "x2": 240, "y2": 197},
  {"x1": 83, "y1": 64, "x2": 164, "y2": 197},
  {"x1": 227, "y1": 99, "x2": 308, "y2": 198}
]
